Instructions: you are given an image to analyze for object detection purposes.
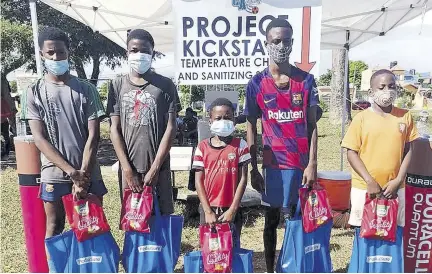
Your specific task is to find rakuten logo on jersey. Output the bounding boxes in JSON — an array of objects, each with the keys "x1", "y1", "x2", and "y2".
[{"x1": 267, "y1": 110, "x2": 304, "y2": 123}]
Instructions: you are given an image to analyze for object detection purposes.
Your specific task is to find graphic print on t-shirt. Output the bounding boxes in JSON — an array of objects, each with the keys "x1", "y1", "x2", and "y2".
[{"x1": 122, "y1": 89, "x2": 156, "y2": 127}]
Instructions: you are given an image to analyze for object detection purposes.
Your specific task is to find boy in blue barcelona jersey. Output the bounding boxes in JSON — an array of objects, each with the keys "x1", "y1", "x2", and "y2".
[{"x1": 244, "y1": 18, "x2": 320, "y2": 272}]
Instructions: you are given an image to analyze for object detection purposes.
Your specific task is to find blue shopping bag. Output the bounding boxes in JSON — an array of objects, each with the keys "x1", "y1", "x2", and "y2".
[
  {"x1": 183, "y1": 248, "x2": 254, "y2": 273},
  {"x1": 276, "y1": 201, "x2": 333, "y2": 273},
  {"x1": 184, "y1": 251, "x2": 204, "y2": 273},
  {"x1": 348, "y1": 226, "x2": 403, "y2": 273},
  {"x1": 45, "y1": 230, "x2": 120, "y2": 273},
  {"x1": 122, "y1": 194, "x2": 184, "y2": 273}
]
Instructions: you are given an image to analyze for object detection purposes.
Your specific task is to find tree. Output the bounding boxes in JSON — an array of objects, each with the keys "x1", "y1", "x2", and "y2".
[
  {"x1": 1, "y1": 0, "x2": 126, "y2": 84},
  {"x1": 235, "y1": 84, "x2": 246, "y2": 104},
  {"x1": 317, "y1": 69, "x2": 332, "y2": 86},
  {"x1": 329, "y1": 49, "x2": 347, "y2": 125},
  {"x1": 179, "y1": 85, "x2": 205, "y2": 108},
  {"x1": 9, "y1": 80, "x2": 17, "y2": 94},
  {"x1": 98, "y1": 81, "x2": 109, "y2": 102},
  {"x1": 349, "y1": 60, "x2": 368, "y2": 90},
  {"x1": 0, "y1": 19, "x2": 33, "y2": 75}
]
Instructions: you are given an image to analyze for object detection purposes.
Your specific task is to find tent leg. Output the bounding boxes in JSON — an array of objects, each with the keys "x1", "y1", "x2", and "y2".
[
  {"x1": 29, "y1": 0, "x2": 43, "y2": 77},
  {"x1": 340, "y1": 30, "x2": 350, "y2": 171}
]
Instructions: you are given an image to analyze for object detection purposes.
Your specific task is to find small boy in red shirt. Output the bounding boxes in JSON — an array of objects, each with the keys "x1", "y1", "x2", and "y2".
[{"x1": 193, "y1": 98, "x2": 251, "y2": 247}]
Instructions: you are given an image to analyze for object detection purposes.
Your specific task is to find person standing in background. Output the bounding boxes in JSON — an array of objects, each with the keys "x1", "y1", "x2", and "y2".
[{"x1": 1, "y1": 73, "x2": 17, "y2": 159}]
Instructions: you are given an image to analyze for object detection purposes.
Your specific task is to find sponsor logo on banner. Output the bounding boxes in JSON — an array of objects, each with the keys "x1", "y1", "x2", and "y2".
[
  {"x1": 404, "y1": 174, "x2": 432, "y2": 273},
  {"x1": 76, "y1": 256, "x2": 102, "y2": 265},
  {"x1": 138, "y1": 245, "x2": 163, "y2": 252},
  {"x1": 366, "y1": 256, "x2": 392, "y2": 263},
  {"x1": 407, "y1": 174, "x2": 432, "y2": 188},
  {"x1": 232, "y1": 0, "x2": 262, "y2": 14},
  {"x1": 305, "y1": 244, "x2": 320, "y2": 254}
]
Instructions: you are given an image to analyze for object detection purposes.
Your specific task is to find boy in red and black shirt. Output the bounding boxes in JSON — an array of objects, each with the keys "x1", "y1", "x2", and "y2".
[{"x1": 193, "y1": 98, "x2": 250, "y2": 247}]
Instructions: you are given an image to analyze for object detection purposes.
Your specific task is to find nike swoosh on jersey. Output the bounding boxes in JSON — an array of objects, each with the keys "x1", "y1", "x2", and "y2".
[{"x1": 264, "y1": 98, "x2": 276, "y2": 104}]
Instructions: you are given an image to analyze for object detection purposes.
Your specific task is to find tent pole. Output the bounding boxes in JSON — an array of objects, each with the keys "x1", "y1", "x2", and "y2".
[
  {"x1": 189, "y1": 85, "x2": 192, "y2": 107},
  {"x1": 340, "y1": 30, "x2": 350, "y2": 171},
  {"x1": 29, "y1": 0, "x2": 43, "y2": 77}
]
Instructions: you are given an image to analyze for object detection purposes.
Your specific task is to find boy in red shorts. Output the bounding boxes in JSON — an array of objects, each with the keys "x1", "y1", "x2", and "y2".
[{"x1": 193, "y1": 98, "x2": 251, "y2": 247}]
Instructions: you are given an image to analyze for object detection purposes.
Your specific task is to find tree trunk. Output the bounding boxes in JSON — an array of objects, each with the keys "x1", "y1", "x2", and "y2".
[
  {"x1": 329, "y1": 49, "x2": 346, "y2": 125},
  {"x1": 90, "y1": 56, "x2": 101, "y2": 86},
  {"x1": 73, "y1": 59, "x2": 87, "y2": 79}
]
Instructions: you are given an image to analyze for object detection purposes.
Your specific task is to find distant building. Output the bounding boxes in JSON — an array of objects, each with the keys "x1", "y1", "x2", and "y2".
[{"x1": 360, "y1": 61, "x2": 431, "y2": 91}]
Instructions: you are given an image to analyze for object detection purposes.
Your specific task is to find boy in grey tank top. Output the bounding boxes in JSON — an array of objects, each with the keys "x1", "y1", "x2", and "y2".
[
  {"x1": 20, "y1": 27, "x2": 107, "y2": 260},
  {"x1": 107, "y1": 29, "x2": 180, "y2": 215}
]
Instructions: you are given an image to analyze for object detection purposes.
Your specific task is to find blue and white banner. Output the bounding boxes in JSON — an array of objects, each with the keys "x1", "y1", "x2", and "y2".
[{"x1": 173, "y1": 0, "x2": 322, "y2": 85}]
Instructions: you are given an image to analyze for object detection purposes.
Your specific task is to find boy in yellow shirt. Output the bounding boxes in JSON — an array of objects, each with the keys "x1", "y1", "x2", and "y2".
[{"x1": 341, "y1": 69, "x2": 419, "y2": 228}]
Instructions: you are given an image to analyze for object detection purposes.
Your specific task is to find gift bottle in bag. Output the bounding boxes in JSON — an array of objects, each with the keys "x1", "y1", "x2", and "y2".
[
  {"x1": 120, "y1": 187, "x2": 153, "y2": 233},
  {"x1": 299, "y1": 184, "x2": 333, "y2": 233},
  {"x1": 200, "y1": 223, "x2": 233, "y2": 273},
  {"x1": 63, "y1": 194, "x2": 110, "y2": 242},
  {"x1": 360, "y1": 194, "x2": 398, "y2": 242}
]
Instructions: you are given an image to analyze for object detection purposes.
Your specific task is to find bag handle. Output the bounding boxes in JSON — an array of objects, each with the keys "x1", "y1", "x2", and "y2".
[
  {"x1": 294, "y1": 196, "x2": 302, "y2": 219},
  {"x1": 152, "y1": 190, "x2": 162, "y2": 218}
]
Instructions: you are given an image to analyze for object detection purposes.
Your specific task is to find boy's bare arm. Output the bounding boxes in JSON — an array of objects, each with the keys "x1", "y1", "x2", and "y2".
[
  {"x1": 347, "y1": 149, "x2": 381, "y2": 195},
  {"x1": 195, "y1": 170, "x2": 212, "y2": 213},
  {"x1": 29, "y1": 120, "x2": 75, "y2": 175},
  {"x1": 195, "y1": 169, "x2": 217, "y2": 225},
  {"x1": 303, "y1": 105, "x2": 318, "y2": 186},
  {"x1": 382, "y1": 142, "x2": 413, "y2": 198},
  {"x1": 29, "y1": 120, "x2": 88, "y2": 188},
  {"x1": 396, "y1": 142, "x2": 412, "y2": 181},
  {"x1": 110, "y1": 116, "x2": 142, "y2": 193},
  {"x1": 80, "y1": 118, "x2": 100, "y2": 175},
  {"x1": 144, "y1": 112, "x2": 176, "y2": 185},
  {"x1": 246, "y1": 117, "x2": 259, "y2": 171}
]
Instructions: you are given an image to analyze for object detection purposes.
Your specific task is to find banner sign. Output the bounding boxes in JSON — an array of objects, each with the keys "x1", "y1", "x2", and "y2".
[
  {"x1": 173, "y1": 0, "x2": 322, "y2": 85},
  {"x1": 404, "y1": 173, "x2": 432, "y2": 273}
]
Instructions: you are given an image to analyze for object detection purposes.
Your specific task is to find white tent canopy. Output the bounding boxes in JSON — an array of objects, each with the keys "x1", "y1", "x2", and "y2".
[{"x1": 41, "y1": 0, "x2": 431, "y2": 52}]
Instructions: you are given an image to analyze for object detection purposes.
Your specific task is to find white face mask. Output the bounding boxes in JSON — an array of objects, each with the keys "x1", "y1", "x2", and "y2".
[
  {"x1": 210, "y1": 119, "x2": 235, "y2": 137},
  {"x1": 128, "y1": 52, "x2": 152, "y2": 74},
  {"x1": 44, "y1": 59, "x2": 69, "y2": 76},
  {"x1": 371, "y1": 89, "x2": 397, "y2": 107}
]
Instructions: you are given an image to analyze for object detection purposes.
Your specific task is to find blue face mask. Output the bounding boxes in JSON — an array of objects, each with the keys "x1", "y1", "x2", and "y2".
[
  {"x1": 44, "y1": 59, "x2": 69, "y2": 76},
  {"x1": 210, "y1": 119, "x2": 235, "y2": 137}
]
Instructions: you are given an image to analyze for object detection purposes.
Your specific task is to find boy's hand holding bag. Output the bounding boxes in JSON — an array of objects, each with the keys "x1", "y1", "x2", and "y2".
[
  {"x1": 200, "y1": 223, "x2": 233, "y2": 273},
  {"x1": 62, "y1": 194, "x2": 110, "y2": 242},
  {"x1": 360, "y1": 193, "x2": 398, "y2": 242},
  {"x1": 299, "y1": 183, "x2": 333, "y2": 233},
  {"x1": 120, "y1": 187, "x2": 153, "y2": 233}
]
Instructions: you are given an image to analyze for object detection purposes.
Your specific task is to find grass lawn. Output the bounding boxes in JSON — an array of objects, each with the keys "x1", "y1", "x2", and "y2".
[{"x1": 1, "y1": 111, "x2": 431, "y2": 273}]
